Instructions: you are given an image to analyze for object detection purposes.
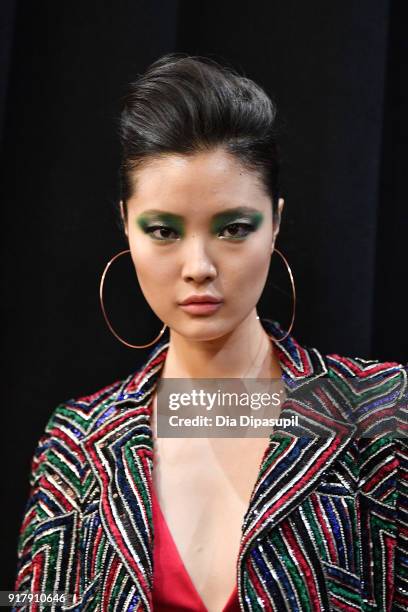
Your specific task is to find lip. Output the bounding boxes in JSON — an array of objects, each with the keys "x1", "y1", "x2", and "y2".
[
  {"x1": 179, "y1": 302, "x2": 223, "y2": 315},
  {"x1": 179, "y1": 295, "x2": 223, "y2": 305}
]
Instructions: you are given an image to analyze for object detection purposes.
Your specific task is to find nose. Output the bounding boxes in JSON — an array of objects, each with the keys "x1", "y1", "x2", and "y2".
[{"x1": 181, "y1": 237, "x2": 217, "y2": 283}]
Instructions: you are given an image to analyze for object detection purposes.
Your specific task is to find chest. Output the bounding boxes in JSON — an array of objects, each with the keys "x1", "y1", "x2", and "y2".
[{"x1": 152, "y1": 433, "x2": 270, "y2": 611}]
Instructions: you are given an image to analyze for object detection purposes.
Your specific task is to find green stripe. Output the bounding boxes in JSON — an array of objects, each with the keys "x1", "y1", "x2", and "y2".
[
  {"x1": 258, "y1": 436, "x2": 292, "y2": 477},
  {"x1": 344, "y1": 496, "x2": 360, "y2": 571},
  {"x1": 50, "y1": 402, "x2": 110, "y2": 432},
  {"x1": 243, "y1": 573, "x2": 265, "y2": 611},
  {"x1": 326, "y1": 579, "x2": 361, "y2": 603},
  {"x1": 360, "y1": 436, "x2": 393, "y2": 463},
  {"x1": 110, "y1": 565, "x2": 127, "y2": 606},
  {"x1": 302, "y1": 498, "x2": 328, "y2": 561},
  {"x1": 270, "y1": 527, "x2": 312, "y2": 611},
  {"x1": 96, "y1": 535, "x2": 107, "y2": 573},
  {"x1": 342, "y1": 450, "x2": 359, "y2": 479},
  {"x1": 47, "y1": 450, "x2": 81, "y2": 493}
]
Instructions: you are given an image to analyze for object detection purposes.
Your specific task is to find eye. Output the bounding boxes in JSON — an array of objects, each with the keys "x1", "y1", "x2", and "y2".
[
  {"x1": 220, "y1": 222, "x2": 255, "y2": 240},
  {"x1": 145, "y1": 225, "x2": 179, "y2": 241}
]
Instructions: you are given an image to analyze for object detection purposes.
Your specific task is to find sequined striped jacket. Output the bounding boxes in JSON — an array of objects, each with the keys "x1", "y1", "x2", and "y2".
[{"x1": 14, "y1": 320, "x2": 408, "y2": 611}]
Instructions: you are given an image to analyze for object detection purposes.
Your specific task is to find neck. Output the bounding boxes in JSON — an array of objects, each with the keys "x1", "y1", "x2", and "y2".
[{"x1": 160, "y1": 310, "x2": 282, "y2": 380}]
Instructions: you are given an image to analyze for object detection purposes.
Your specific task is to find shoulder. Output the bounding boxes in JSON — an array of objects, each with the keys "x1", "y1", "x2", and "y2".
[
  {"x1": 47, "y1": 372, "x2": 138, "y2": 441},
  {"x1": 323, "y1": 351, "x2": 407, "y2": 390},
  {"x1": 324, "y1": 351, "x2": 405, "y2": 378},
  {"x1": 33, "y1": 372, "x2": 135, "y2": 465},
  {"x1": 321, "y1": 350, "x2": 407, "y2": 433},
  {"x1": 33, "y1": 341, "x2": 168, "y2": 470},
  {"x1": 29, "y1": 372, "x2": 138, "y2": 487}
]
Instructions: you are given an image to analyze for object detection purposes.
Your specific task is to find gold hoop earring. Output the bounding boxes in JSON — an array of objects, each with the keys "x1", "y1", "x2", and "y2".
[
  {"x1": 257, "y1": 247, "x2": 296, "y2": 342},
  {"x1": 99, "y1": 249, "x2": 167, "y2": 349}
]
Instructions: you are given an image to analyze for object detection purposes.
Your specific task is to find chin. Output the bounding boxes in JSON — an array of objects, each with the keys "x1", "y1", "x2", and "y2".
[{"x1": 174, "y1": 317, "x2": 237, "y2": 342}]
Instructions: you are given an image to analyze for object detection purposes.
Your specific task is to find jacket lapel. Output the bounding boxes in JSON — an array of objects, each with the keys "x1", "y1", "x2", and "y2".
[
  {"x1": 82, "y1": 342, "x2": 168, "y2": 611},
  {"x1": 236, "y1": 320, "x2": 358, "y2": 610},
  {"x1": 239, "y1": 319, "x2": 357, "y2": 560},
  {"x1": 82, "y1": 319, "x2": 357, "y2": 609}
]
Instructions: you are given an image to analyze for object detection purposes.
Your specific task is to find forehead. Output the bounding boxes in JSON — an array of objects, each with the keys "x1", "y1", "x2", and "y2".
[{"x1": 128, "y1": 148, "x2": 269, "y2": 211}]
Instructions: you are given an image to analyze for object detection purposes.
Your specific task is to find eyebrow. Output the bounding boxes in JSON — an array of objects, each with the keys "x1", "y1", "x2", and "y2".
[{"x1": 138, "y1": 206, "x2": 261, "y2": 220}]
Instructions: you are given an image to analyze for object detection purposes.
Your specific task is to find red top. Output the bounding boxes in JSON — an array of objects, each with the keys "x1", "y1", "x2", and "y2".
[{"x1": 152, "y1": 484, "x2": 241, "y2": 611}]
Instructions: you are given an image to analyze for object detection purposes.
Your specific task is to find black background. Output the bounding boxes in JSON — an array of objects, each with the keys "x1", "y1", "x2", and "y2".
[{"x1": 1, "y1": 0, "x2": 407, "y2": 589}]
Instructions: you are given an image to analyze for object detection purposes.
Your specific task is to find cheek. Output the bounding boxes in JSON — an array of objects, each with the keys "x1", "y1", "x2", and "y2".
[
  {"x1": 223, "y1": 243, "x2": 271, "y2": 292},
  {"x1": 129, "y1": 242, "x2": 174, "y2": 298},
  {"x1": 135, "y1": 252, "x2": 169, "y2": 277}
]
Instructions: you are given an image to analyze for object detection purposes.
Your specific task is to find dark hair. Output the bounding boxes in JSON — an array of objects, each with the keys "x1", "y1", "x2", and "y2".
[{"x1": 117, "y1": 52, "x2": 281, "y2": 233}]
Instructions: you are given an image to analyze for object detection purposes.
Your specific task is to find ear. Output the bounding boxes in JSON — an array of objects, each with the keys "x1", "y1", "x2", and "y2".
[
  {"x1": 271, "y1": 198, "x2": 284, "y2": 252},
  {"x1": 119, "y1": 200, "x2": 128, "y2": 237}
]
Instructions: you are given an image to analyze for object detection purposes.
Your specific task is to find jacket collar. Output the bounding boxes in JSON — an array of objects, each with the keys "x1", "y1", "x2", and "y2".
[{"x1": 83, "y1": 319, "x2": 357, "y2": 609}]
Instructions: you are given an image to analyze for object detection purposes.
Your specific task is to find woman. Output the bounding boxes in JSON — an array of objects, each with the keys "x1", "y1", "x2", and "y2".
[{"x1": 14, "y1": 53, "x2": 407, "y2": 612}]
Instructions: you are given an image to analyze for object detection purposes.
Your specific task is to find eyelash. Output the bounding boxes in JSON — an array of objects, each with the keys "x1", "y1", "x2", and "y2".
[{"x1": 145, "y1": 222, "x2": 255, "y2": 241}]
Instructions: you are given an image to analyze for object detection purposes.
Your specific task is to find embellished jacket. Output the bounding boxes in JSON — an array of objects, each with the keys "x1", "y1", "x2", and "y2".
[{"x1": 14, "y1": 320, "x2": 408, "y2": 611}]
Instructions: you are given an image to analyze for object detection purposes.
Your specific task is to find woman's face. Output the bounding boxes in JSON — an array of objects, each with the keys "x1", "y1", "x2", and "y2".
[{"x1": 121, "y1": 147, "x2": 283, "y2": 341}]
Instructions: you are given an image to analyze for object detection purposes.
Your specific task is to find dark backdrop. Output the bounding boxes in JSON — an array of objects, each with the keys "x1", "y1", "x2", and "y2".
[{"x1": 1, "y1": 0, "x2": 407, "y2": 589}]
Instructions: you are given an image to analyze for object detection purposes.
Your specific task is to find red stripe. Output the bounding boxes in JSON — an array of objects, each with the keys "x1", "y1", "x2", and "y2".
[
  {"x1": 242, "y1": 436, "x2": 344, "y2": 550},
  {"x1": 21, "y1": 506, "x2": 37, "y2": 534},
  {"x1": 281, "y1": 520, "x2": 320, "y2": 606},
  {"x1": 274, "y1": 343, "x2": 313, "y2": 377},
  {"x1": 330, "y1": 595, "x2": 359, "y2": 611},
  {"x1": 126, "y1": 349, "x2": 168, "y2": 393},
  {"x1": 85, "y1": 409, "x2": 150, "y2": 445},
  {"x1": 361, "y1": 457, "x2": 398, "y2": 494},
  {"x1": 328, "y1": 355, "x2": 399, "y2": 377},
  {"x1": 104, "y1": 556, "x2": 120, "y2": 606},
  {"x1": 74, "y1": 559, "x2": 81, "y2": 606},
  {"x1": 247, "y1": 556, "x2": 273, "y2": 611},
  {"x1": 384, "y1": 533, "x2": 396, "y2": 612},
  {"x1": 41, "y1": 480, "x2": 73, "y2": 512},
  {"x1": 46, "y1": 427, "x2": 86, "y2": 462},
  {"x1": 359, "y1": 407, "x2": 398, "y2": 432},
  {"x1": 84, "y1": 434, "x2": 151, "y2": 597},
  {"x1": 32, "y1": 550, "x2": 45, "y2": 612}
]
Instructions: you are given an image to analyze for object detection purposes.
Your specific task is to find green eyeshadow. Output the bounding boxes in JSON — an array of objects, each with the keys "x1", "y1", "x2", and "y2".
[
  {"x1": 210, "y1": 211, "x2": 264, "y2": 234},
  {"x1": 136, "y1": 207, "x2": 264, "y2": 240},
  {"x1": 136, "y1": 212, "x2": 185, "y2": 237}
]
